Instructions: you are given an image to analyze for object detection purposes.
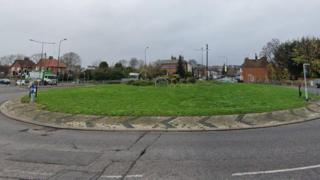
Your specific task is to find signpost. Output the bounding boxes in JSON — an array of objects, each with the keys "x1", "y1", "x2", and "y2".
[{"x1": 303, "y1": 63, "x2": 310, "y2": 101}]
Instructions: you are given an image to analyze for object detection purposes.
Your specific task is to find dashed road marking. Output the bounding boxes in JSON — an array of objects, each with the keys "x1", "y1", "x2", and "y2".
[
  {"x1": 232, "y1": 164, "x2": 320, "y2": 176},
  {"x1": 100, "y1": 174, "x2": 143, "y2": 179}
]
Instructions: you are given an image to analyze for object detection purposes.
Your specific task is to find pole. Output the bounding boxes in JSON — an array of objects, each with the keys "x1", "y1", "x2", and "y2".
[
  {"x1": 41, "y1": 43, "x2": 44, "y2": 59},
  {"x1": 57, "y1": 38, "x2": 67, "y2": 83},
  {"x1": 206, "y1": 44, "x2": 209, "y2": 80},
  {"x1": 144, "y1": 46, "x2": 149, "y2": 79},
  {"x1": 303, "y1": 63, "x2": 310, "y2": 101}
]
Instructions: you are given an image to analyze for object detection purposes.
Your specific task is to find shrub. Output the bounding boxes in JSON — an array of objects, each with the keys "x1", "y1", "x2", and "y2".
[
  {"x1": 180, "y1": 79, "x2": 187, "y2": 84},
  {"x1": 127, "y1": 80, "x2": 153, "y2": 86},
  {"x1": 187, "y1": 77, "x2": 197, "y2": 84}
]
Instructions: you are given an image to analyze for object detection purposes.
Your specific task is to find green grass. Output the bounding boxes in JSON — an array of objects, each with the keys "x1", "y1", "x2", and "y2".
[{"x1": 35, "y1": 83, "x2": 309, "y2": 116}]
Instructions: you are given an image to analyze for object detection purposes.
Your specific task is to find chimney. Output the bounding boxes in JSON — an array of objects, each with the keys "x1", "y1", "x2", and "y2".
[
  {"x1": 24, "y1": 57, "x2": 30, "y2": 61},
  {"x1": 49, "y1": 56, "x2": 53, "y2": 60}
]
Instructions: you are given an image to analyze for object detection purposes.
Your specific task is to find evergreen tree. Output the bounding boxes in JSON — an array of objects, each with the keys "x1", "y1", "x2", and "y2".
[{"x1": 176, "y1": 55, "x2": 186, "y2": 78}]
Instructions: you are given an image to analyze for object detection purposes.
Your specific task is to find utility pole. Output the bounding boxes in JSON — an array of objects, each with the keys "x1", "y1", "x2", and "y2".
[
  {"x1": 303, "y1": 63, "x2": 310, "y2": 101},
  {"x1": 144, "y1": 46, "x2": 149, "y2": 79},
  {"x1": 29, "y1": 39, "x2": 56, "y2": 60},
  {"x1": 206, "y1": 44, "x2": 209, "y2": 80},
  {"x1": 57, "y1": 38, "x2": 67, "y2": 83}
]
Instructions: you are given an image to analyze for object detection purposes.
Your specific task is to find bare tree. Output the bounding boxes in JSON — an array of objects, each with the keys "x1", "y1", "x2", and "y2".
[
  {"x1": 0, "y1": 54, "x2": 25, "y2": 65},
  {"x1": 129, "y1": 58, "x2": 139, "y2": 69},
  {"x1": 60, "y1": 52, "x2": 82, "y2": 72},
  {"x1": 188, "y1": 59, "x2": 198, "y2": 66},
  {"x1": 30, "y1": 53, "x2": 42, "y2": 63},
  {"x1": 119, "y1": 59, "x2": 128, "y2": 67},
  {"x1": 260, "y1": 39, "x2": 281, "y2": 62}
]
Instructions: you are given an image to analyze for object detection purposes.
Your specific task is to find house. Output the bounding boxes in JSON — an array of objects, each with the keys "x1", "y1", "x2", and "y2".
[
  {"x1": 9, "y1": 57, "x2": 35, "y2": 76},
  {"x1": 36, "y1": 56, "x2": 67, "y2": 74},
  {"x1": 157, "y1": 56, "x2": 192, "y2": 76},
  {"x1": 0, "y1": 65, "x2": 9, "y2": 78},
  {"x1": 241, "y1": 57, "x2": 269, "y2": 83}
]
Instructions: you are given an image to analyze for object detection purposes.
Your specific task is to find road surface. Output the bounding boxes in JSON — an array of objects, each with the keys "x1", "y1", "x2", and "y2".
[{"x1": 1, "y1": 85, "x2": 320, "y2": 179}]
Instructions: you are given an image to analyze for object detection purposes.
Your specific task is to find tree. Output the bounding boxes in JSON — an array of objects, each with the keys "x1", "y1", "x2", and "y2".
[
  {"x1": 260, "y1": 39, "x2": 281, "y2": 62},
  {"x1": 176, "y1": 55, "x2": 186, "y2": 78},
  {"x1": 188, "y1": 59, "x2": 198, "y2": 66},
  {"x1": 0, "y1": 54, "x2": 25, "y2": 65},
  {"x1": 119, "y1": 59, "x2": 128, "y2": 67},
  {"x1": 129, "y1": 58, "x2": 139, "y2": 69},
  {"x1": 292, "y1": 37, "x2": 320, "y2": 77},
  {"x1": 60, "y1": 52, "x2": 82, "y2": 80},
  {"x1": 30, "y1": 53, "x2": 42, "y2": 63},
  {"x1": 99, "y1": 61, "x2": 109, "y2": 69}
]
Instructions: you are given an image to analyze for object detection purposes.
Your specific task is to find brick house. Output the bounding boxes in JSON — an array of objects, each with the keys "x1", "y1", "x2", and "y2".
[
  {"x1": 158, "y1": 56, "x2": 191, "y2": 76},
  {"x1": 241, "y1": 57, "x2": 269, "y2": 83},
  {"x1": 36, "y1": 56, "x2": 67, "y2": 74},
  {"x1": 9, "y1": 57, "x2": 35, "y2": 76},
  {"x1": 0, "y1": 65, "x2": 9, "y2": 78}
]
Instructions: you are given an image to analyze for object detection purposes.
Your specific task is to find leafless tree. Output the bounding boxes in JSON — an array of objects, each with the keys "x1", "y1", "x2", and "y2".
[
  {"x1": 30, "y1": 53, "x2": 42, "y2": 63},
  {"x1": 60, "y1": 52, "x2": 82, "y2": 72},
  {"x1": 0, "y1": 54, "x2": 25, "y2": 65},
  {"x1": 129, "y1": 58, "x2": 139, "y2": 69},
  {"x1": 260, "y1": 39, "x2": 281, "y2": 62}
]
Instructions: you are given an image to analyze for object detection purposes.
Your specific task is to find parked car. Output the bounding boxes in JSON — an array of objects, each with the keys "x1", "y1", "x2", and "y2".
[
  {"x1": 313, "y1": 79, "x2": 320, "y2": 88},
  {"x1": 0, "y1": 78, "x2": 10, "y2": 85},
  {"x1": 16, "y1": 79, "x2": 26, "y2": 86}
]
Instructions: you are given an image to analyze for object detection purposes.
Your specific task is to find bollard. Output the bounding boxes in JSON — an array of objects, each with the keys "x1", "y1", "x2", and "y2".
[{"x1": 30, "y1": 93, "x2": 35, "y2": 103}]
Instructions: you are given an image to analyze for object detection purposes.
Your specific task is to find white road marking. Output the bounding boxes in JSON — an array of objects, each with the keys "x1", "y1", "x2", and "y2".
[
  {"x1": 2, "y1": 169, "x2": 53, "y2": 176},
  {"x1": 232, "y1": 164, "x2": 320, "y2": 176},
  {"x1": 101, "y1": 174, "x2": 143, "y2": 179}
]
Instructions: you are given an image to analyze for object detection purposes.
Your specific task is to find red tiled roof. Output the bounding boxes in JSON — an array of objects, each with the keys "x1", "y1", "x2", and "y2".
[
  {"x1": 37, "y1": 59, "x2": 67, "y2": 68},
  {"x1": 242, "y1": 57, "x2": 268, "y2": 68},
  {"x1": 11, "y1": 59, "x2": 35, "y2": 68}
]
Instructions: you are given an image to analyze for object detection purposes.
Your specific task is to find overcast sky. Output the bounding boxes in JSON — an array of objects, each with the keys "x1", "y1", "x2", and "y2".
[{"x1": 1, "y1": 0, "x2": 320, "y2": 66}]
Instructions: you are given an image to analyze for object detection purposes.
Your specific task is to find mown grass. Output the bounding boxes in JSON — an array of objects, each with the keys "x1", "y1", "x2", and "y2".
[{"x1": 35, "y1": 83, "x2": 309, "y2": 116}]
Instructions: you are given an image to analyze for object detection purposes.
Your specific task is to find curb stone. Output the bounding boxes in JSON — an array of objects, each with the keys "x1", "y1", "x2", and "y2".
[{"x1": 1, "y1": 99, "x2": 320, "y2": 132}]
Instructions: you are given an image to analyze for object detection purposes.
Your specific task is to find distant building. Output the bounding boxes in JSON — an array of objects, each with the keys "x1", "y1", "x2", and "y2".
[
  {"x1": 157, "y1": 56, "x2": 191, "y2": 76},
  {"x1": 241, "y1": 57, "x2": 269, "y2": 83},
  {"x1": 9, "y1": 57, "x2": 35, "y2": 76},
  {"x1": 0, "y1": 65, "x2": 9, "y2": 78},
  {"x1": 36, "y1": 56, "x2": 67, "y2": 74}
]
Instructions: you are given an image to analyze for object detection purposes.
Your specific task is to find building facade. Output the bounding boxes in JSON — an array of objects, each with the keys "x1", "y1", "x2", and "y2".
[
  {"x1": 241, "y1": 57, "x2": 269, "y2": 83},
  {"x1": 36, "y1": 56, "x2": 67, "y2": 74},
  {"x1": 9, "y1": 58, "x2": 35, "y2": 77},
  {"x1": 158, "y1": 56, "x2": 191, "y2": 76}
]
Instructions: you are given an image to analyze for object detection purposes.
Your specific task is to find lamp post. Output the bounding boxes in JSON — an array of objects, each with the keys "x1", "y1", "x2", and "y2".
[
  {"x1": 57, "y1": 38, "x2": 67, "y2": 82},
  {"x1": 144, "y1": 46, "x2": 149, "y2": 79},
  {"x1": 303, "y1": 63, "x2": 310, "y2": 101},
  {"x1": 29, "y1": 39, "x2": 56, "y2": 59}
]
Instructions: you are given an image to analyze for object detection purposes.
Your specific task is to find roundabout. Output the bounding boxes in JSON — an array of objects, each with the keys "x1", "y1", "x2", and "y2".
[{"x1": 1, "y1": 85, "x2": 320, "y2": 179}]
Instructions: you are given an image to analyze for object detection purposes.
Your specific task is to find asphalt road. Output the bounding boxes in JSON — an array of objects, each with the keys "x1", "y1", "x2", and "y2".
[{"x1": 1, "y1": 85, "x2": 320, "y2": 180}]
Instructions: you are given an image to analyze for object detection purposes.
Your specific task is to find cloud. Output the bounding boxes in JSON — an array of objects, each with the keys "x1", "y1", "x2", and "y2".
[{"x1": 0, "y1": 0, "x2": 319, "y2": 66}]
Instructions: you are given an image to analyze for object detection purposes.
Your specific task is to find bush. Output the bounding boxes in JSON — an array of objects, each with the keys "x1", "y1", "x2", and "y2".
[
  {"x1": 127, "y1": 80, "x2": 153, "y2": 86},
  {"x1": 187, "y1": 77, "x2": 197, "y2": 84},
  {"x1": 180, "y1": 79, "x2": 187, "y2": 84}
]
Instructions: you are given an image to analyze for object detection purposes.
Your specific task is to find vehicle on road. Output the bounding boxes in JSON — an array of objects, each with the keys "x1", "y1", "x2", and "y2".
[
  {"x1": 29, "y1": 71, "x2": 58, "y2": 85},
  {"x1": 43, "y1": 74, "x2": 58, "y2": 85},
  {"x1": 0, "y1": 78, "x2": 10, "y2": 85},
  {"x1": 313, "y1": 79, "x2": 320, "y2": 88},
  {"x1": 16, "y1": 79, "x2": 26, "y2": 86}
]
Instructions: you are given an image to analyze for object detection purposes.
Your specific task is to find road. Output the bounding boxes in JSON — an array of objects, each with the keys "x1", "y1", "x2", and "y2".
[{"x1": 1, "y1": 85, "x2": 320, "y2": 179}]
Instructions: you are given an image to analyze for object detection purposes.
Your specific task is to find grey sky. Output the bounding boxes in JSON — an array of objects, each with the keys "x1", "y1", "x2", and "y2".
[{"x1": 1, "y1": 0, "x2": 320, "y2": 66}]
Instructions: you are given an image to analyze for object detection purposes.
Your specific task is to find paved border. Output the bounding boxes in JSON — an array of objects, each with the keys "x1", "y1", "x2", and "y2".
[{"x1": 1, "y1": 99, "x2": 320, "y2": 132}]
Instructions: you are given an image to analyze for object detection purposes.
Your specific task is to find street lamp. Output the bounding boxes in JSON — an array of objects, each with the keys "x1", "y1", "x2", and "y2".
[
  {"x1": 144, "y1": 46, "x2": 149, "y2": 79},
  {"x1": 29, "y1": 39, "x2": 56, "y2": 59},
  {"x1": 57, "y1": 38, "x2": 67, "y2": 82},
  {"x1": 58, "y1": 38, "x2": 67, "y2": 62},
  {"x1": 303, "y1": 63, "x2": 310, "y2": 101}
]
